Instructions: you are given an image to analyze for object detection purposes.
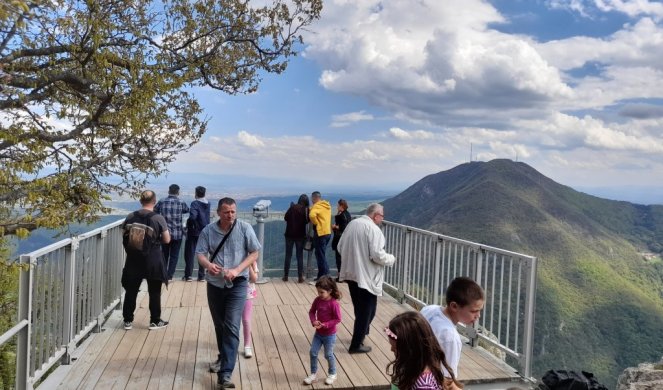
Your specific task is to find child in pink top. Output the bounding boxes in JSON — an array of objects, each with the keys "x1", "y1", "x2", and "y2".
[{"x1": 303, "y1": 276, "x2": 342, "y2": 386}]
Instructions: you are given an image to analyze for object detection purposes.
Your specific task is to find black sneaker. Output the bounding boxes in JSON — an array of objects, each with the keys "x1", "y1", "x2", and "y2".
[
  {"x1": 209, "y1": 359, "x2": 221, "y2": 373},
  {"x1": 218, "y1": 377, "x2": 235, "y2": 388},
  {"x1": 348, "y1": 345, "x2": 372, "y2": 354},
  {"x1": 123, "y1": 321, "x2": 132, "y2": 330},
  {"x1": 148, "y1": 320, "x2": 169, "y2": 330}
]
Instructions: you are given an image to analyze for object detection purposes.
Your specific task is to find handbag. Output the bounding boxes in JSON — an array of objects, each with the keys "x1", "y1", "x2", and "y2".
[{"x1": 304, "y1": 236, "x2": 313, "y2": 251}]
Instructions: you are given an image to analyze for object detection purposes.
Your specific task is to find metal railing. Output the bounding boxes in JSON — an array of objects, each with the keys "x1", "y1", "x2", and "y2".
[
  {"x1": 1, "y1": 213, "x2": 537, "y2": 388},
  {"x1": 0, "y1": 219, "x2": 125, "y2": 390},
  {"x1": 382, "y1": 221, "x2": 537, "y2": 379}
]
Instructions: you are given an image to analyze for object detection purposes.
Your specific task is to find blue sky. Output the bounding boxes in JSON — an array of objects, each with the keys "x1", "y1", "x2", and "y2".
[{"x1": 167, "y1": 0, "x2": 663, "y2": 203}]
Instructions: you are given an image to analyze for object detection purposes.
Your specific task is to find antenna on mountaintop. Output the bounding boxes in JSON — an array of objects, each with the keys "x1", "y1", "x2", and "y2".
[{"x1": 470, "y1": 143, "x2": 473, "y2": 162}]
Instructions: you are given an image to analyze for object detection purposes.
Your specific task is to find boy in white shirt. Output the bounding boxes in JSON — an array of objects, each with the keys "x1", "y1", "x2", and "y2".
[{"x1": 420, "y1": 276, "x2": 484, "y2": 379}]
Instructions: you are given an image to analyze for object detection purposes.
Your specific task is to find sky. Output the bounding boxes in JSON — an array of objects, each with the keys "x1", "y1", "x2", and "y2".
[{"x1": 166, "y1": 0, "x2": 663, "y2": 203}]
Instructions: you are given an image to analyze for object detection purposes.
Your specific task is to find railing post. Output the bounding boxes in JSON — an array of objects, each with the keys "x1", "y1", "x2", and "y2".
[
  {"x1": 400, "y1": 228, "x2": 411, "y2": 303},
  {"x1": 94, "y1": 230, "x2": 107, "y2": 332},
  {"x1": 255, "y1": 215, "x2": 268, "y2": 283},
  {"x1": 469, "y1": 248, "x2": 484, "y2": 347},
  {"x1": 61, "y1": 238, "x2": 78, "y2": 365},
  {"x1": 521, "y1": 256, "x2": 537, "y2": 379},
  {"x1": 17, "y1": 255, "x2": 34, "y2": 390},
  {"x1": 432, "y1": 238, "x2": 443, "y2": 306}
]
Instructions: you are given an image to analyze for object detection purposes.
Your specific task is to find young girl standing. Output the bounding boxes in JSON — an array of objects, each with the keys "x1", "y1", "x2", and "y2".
[
  {"x1": 303, "y1": 276, "x2": 342, "y2": 385},
  {"x1": 385, "y1": 311, "x2": 463, "y2": 390},
  {"x1": 242, "y1": 262, "x2": 258, "y2": 358}
]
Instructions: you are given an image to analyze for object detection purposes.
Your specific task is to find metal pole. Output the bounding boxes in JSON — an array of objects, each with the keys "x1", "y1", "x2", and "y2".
[
  {"x1": 17, "y1": 255, "x2": 34, "y2": 390},
  {"x1": 255, "y1": 215, "x2": 268, "y2": 283},
  {"x1": 521, "y1": 257, "x2": 538, "y2": 379},
  {"x1": 61, "y1": 238, "x2": 78, "y2": 364}
]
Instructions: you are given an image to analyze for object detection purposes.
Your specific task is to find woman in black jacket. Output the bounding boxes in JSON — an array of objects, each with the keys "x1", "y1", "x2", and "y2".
[
  {"x1": 331, "y1": 199, "x2": 351, "y2": 281},
  {"x1": 283, "y1": 194, "x2": 310, "y2": 283}
]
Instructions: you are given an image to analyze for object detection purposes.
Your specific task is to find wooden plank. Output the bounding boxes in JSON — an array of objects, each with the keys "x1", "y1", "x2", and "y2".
[
  {"x1": 147, "y1": 307, "x2": 185, "y2": 389},
  {"x1": 252, "y1": 305, "x2": 286, "y2": 389},
  {"x1": 265, "y1": 305, "x2": 308, "y2": 388},
  {"x1": 94, "y1": 308, "x2": 150, "y2": 388},
  {"x1": 192, "y1": 308, "x2": 215, "y2": 390},
  {"x1": 173, "y1": 306, "x2": 200, "y2": 389},
  {"x1": 180, "y1": 280, "x2": 198, "y2": 308},
  {"x1": 75, "y1": 319, "x2": 126, "y2": 388},
  {"x1": 124, "y1": 314, "x2": 169, "y2": 390},
  {"x1": 238, "y1": 299, "x2": 263, "y2": 390},
  {"x1": 165, "y1": 280, "x2": 186, "y2": 308},
  {"x1": 194, "y1": 280, "x2": 208, "y2": 307},
  {"x1": 258, "y1": 282, "x2": 283, "y2": 306},
  {"x1": 52, "y1": 313, "x2": 123, "y2": 389},
  {"x1": 283, "y1": 279, "x2": 311, "y2": 305},
  {"x1": 333, "y1": 306, "x2": 387, "y2": 388}
]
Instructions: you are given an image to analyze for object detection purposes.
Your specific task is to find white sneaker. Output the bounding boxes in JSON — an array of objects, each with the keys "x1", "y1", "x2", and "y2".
[
  {"x1": 325, "y1": 374, "x2": 337, "y2": 385},
  {"x1": 244, "y1": 346, "x2": 253, "y2": 358},
  {"x1": 303, "y1": 373, "x2": 317, "y2": 385}
]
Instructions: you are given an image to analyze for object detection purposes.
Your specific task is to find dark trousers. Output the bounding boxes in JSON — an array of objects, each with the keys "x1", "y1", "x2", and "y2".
[
  {"x1": 183, "y1": 234, "x2": 202, "y2": 279},
  {"x1": 207, "y1": 278, "x2": 248, "y2": 381},
  {"x1": 163, "y1": 239, "x2": 182, "y2": 279},
  {"x1": 314, "y1": 234, "x2": 331, "y2": 279},
  {"x1": 335, "y1": 251, "x2": 342, "y2": 276},
  {"x1": 347, "y1": 280, "x2": 377, "y2": 350},
  {"x1": 122, "y1": 276, "x2": 162, "y2": 324},
  {"x1": 284, "y1": 237, "x2": 304, "y2": 277}
]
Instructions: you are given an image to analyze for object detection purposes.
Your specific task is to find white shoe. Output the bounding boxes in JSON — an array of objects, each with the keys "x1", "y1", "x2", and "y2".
[
  {"x1": 325, "y1": 374, "x2": 337, "y2": 385},
  {"x1": 303, "y1": 373, "x2": 317, "y2": 385},
  {"x1": 244, "y1": 346, "x2": 253, "y2": 358}
]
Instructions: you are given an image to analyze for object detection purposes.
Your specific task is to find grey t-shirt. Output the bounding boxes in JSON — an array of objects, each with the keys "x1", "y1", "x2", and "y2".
[{"x1": 195, "y1": 219, "x2": 261, "y2": 288}]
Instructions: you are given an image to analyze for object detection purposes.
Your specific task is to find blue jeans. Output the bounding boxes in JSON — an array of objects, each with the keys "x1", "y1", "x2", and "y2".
[
  {"x1": 207, "y1": 278, "x2": 248, "y2": 380},
  {"x1": 163, "y1": 238, "x2": 182, "y2": 279},
  {"x1": 184, "y1": 234, "x2": 203, "y2": 279},
  {"x1": 314, "y1": 235, "x2": 331, "y2": 279},
  {"x1": 310, "y1": 333, "x2": 336, "y2": 375},
  {"x1": 284, "y1": 238, "x2": 304, "y2": 277}
]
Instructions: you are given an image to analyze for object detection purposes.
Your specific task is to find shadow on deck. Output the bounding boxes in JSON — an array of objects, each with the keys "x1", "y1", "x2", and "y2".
[{"x1": 40, "y1": 280, "x2": 522, "y2": 389}]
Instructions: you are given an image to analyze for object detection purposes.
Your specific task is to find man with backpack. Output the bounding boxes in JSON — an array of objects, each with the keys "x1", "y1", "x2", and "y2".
[{"x1": 121, "y1": 190, "x2": 171, "y2": 330}]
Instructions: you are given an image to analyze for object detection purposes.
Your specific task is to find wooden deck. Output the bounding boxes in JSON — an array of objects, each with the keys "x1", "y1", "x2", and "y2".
[{"x1": 40, "y1": 280, "x2": 522, "y2": 389}]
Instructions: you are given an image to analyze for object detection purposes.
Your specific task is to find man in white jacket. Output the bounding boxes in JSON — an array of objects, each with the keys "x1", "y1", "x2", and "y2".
[{"x1": 338, "y1": 203, "x2": 396, "y2": 354}]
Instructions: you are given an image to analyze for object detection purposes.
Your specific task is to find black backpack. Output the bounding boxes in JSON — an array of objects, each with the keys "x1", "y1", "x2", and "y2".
[
  {"x1": 539, "y1": 370, "x2": 608, "y2": 390},
  {"x1": 123, "y1": 211, "x2": 158, "y2": 257}
]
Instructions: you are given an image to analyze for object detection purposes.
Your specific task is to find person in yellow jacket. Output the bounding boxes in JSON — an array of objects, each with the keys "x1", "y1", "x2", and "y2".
[{"x1": 309, "y1": 191, "x2": 332, "y2": 280}]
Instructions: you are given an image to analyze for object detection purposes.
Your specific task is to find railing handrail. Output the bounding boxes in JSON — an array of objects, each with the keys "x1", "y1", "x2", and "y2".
[
  {"x1": 2, "y1": 213, "x2": 537, "y2": 388},
  {"x1": 381, "y1": 220, "x2": 537, "y2": 379}
]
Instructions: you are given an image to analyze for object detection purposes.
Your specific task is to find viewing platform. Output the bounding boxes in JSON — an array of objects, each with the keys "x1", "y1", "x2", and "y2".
[
  {"x1": 40, "y1": 280, "x2": 522, "y2": 389},
  {"x1": 2, "y1": 213, "x2": 537, "y2": 389}
]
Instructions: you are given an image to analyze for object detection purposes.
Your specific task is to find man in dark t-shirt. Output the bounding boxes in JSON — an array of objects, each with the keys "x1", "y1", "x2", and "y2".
[{"x1": 121, "y1": 190, "x2": 171, "y2": 331}]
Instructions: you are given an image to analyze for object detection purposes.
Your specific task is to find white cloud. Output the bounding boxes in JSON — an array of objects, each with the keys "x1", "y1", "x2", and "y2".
[
  {"x1": 330, "y1": 110, "x2": 374, "y2": 127},
  {"x1": 388, "y1": 127, "x2": 435, "y2": 140},
  {"x1": 547, "y1": 0, "x2": 663, "y2": 19},
  {"x1": 305, "y1": 0, "x2": 572, "y2": 127},
  {"x1": 237, "y1": 131, "x2": 265, "y2": 148}
]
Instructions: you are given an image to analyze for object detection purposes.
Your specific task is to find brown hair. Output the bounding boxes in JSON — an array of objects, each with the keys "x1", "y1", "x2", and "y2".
[
  {"x1": 445, "y1": 276, "x2": 484, "y2": 307},
  {"x1": 386, "y1": 311, "x2": 462, "y2": 390},
  {"x1": 315, "y1": 276, "x2": 342, "y2": 300},
  {"x1": 338, "y1": 199, "x2": 348, "y2": 211}
]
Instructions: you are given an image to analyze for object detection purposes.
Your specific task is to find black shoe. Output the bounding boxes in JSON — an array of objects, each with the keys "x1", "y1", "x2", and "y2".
[
  {"x1": 209, "y1": 359, "x2": 221, "y2": 373},
  {"x1": 217, "y1": 377, "x2": 235, "y2": 388},
  {"x1": 148, "y1": 320, "x2": 169, "y2": 330},
  {"x1": 348, "y1": 345, "x2": 371, "y2": 354}
]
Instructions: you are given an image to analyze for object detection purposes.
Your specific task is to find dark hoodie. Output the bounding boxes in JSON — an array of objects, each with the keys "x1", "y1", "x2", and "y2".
[{"x1": 186, "y1": 198, "x2": 210, "y2": 237}]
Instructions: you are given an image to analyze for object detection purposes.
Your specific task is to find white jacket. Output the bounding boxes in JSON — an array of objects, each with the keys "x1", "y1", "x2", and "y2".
[{"x1": 338, "y1": 215, "x2": 396, "y2": 296}]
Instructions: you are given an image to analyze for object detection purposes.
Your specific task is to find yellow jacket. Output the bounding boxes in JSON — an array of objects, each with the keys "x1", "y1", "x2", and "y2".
[{"x1": 309, "y1": 200, "x2": 332, "y2": 236}]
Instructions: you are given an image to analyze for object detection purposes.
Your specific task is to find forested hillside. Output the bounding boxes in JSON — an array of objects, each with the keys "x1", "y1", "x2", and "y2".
[{"x1": 381, "y1": 159, "x2": 663, "y2": 388}]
